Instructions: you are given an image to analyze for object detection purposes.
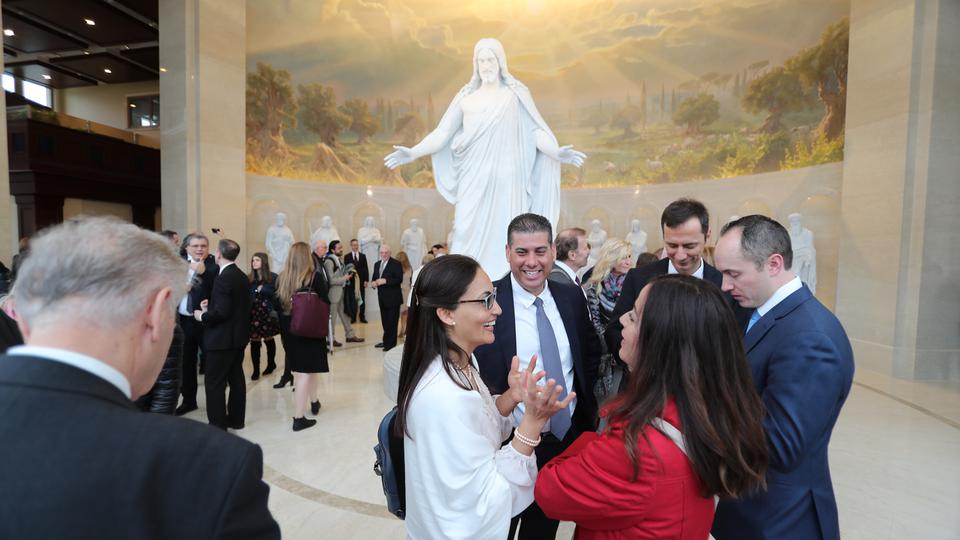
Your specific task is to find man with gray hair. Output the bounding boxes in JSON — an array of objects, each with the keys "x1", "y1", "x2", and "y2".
[
  {"x1": 549, "y1": 227, "x2": 589, "y2": 287},
  {"x1": 0, "y1": 217, "x2": 279, "y2": 538},
  {"x1": 712, "y1": 214, "x2": 853, "y2": 540}
]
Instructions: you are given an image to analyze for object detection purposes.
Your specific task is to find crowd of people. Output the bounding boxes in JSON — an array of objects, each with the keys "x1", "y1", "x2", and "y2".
[{"x1": 0, "y1": 196, "x2": 854, "y2": 539}]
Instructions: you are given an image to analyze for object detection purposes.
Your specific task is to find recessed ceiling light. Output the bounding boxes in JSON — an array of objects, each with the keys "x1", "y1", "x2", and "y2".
[
  {"x1": 103, "y1": 68, "x2": 112, "y2": 74},
  {"x1": 42, "y1": 74, "x2": 52, "y2": 80},
  {"x1": 83, "y1": 50, "x2": 90, "y2": 55},
  {"x1": 159, "y1": 67, "x2": 167, "y2": 73},
  {"x1": 129, "y1": 103, "x2": 137, "y2": 108},
  {"x1": 84, "y1": 18, "x2": 96, "y2": 26},
  {"x1": 3, "y1": 29, "x2": 14, "y2": 37}
]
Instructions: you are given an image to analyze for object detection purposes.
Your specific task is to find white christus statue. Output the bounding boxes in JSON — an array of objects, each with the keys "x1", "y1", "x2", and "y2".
[
  {"x1": 385, "y1": 37, "x2": 586, "y2": 279},
  {"x1": 788, "y1": 213, "x2": 817, "y2": 294}
]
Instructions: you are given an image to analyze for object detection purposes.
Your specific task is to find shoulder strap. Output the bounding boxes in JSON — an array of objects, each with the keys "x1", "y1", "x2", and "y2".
[{"x1": 651, "y1": 417, "x2": 720, "y2": 509}]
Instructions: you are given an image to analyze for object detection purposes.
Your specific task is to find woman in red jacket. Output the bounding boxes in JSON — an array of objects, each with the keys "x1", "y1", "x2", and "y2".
[{"x1": 536, "y1": 274, "x2": 769, "y2": 539}]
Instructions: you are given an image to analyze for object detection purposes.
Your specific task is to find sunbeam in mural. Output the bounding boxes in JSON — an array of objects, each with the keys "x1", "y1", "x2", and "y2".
[{"x1": 245, "y1": 0, "x2": 849, "y2": 187}]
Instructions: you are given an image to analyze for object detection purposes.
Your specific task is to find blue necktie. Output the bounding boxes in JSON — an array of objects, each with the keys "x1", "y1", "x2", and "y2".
[
  {"x1": 533, "y1": 297, "x2": 571, "y2": 440},
  {"x1": 746, "y1": 310, "x2": 761, "y2": 334}
]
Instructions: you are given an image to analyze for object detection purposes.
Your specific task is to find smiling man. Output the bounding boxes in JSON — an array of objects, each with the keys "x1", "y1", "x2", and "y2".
[
  {"x1": 605, "y1": 198, "x2": 729, "y2": 357},
  {"x1": 474, "y1": 213, "x2": 601, "y2": 540}
]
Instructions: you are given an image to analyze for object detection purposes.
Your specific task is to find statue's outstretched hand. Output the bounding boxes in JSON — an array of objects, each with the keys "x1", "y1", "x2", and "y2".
[
  {"x1": 384, "y1": 146, "x2": 415, "y2": 169},
  {"x1": 558, "y1": 145, "x2": 587, "y2": 167}
]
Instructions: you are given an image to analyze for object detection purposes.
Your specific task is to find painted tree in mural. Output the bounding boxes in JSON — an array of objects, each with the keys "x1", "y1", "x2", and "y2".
[
  {"x1": 582, "y1": 102, "x2": 607, "y2": 134},
  {"x1": 786, "y1": 16, "x2": 849, "y2": 140},
  {"x1": 298, "y1": 83, "x2": 349, "y2": 147},
  {"x1": 673, "y1": 93, "x2": 720, "y2": 134},
  {"x1": 611, "y1": 100, "x2": 643, "y2": 137},
  {"x1": 394, "y1": 112, "x2": 425, "y2": 146},
  {"x1": 741, "y1": 67, "x2": 810, "y2": 134},
  {"x1": 339, "y1": 98, "x2": 379, "y2": 144},
  {"x1": 246, "y1": 62, "x2": 297, "y2": 158}
]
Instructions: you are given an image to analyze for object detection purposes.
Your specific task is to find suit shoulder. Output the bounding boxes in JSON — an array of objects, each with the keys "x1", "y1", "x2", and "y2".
[{"x1": 136, "y1": 411, "x2": 258, "y2": 458}]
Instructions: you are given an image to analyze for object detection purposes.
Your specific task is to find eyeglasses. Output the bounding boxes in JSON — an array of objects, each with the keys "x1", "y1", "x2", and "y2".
[{"x1": 458, "y1": 287, "x2": 497, "y2": 310}]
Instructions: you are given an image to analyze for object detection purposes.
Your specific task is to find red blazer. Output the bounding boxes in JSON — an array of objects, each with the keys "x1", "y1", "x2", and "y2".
[{"x1": 535, "y1": 399, "x2": 714, "y2": 540}]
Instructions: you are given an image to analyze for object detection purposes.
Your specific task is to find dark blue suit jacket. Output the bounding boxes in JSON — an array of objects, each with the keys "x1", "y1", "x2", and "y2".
[
  {"x1": 712, "y1": 284, "x2": 854, "y2": 540},
  {"x1": 474, "y1": 275, "x2": 602, "y2": 433}
]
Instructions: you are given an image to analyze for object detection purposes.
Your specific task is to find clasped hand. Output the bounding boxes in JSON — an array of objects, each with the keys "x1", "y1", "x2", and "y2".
[{"x1": 506, "y1": 355, "x2": 575, "y2": 423}]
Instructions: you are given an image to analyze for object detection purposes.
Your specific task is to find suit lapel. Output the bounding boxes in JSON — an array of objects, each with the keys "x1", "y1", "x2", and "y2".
[
  {"x1": 495, "y1": 276, "x2": 518, "y2": 364},
  {"x1": 743, "y1": 286, "x2": 813, "y2": 353},
  {"x1": 549, "y1": 282, "x2": 585, "y2": 389}
]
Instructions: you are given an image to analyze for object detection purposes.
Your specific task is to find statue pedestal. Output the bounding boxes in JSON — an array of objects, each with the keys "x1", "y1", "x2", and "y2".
[
  {"x1": 383, "y1": 346, "x2": 403, "y2": 403},
  {"x1": 364, "y1": 288, "x2": 381, "y2": 322}
]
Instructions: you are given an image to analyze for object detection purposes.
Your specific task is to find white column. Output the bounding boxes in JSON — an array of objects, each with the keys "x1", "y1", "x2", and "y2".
[{"x1": 160, "y1": 0, "x2": 246, "y2": 250}]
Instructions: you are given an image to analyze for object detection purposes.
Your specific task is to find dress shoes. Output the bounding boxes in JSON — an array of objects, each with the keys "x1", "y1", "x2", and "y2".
[
  {"x1": 292, "y1": 417, "x2": 317, "y2": 432},
  {"x1": 375, "y1": 342, "x2": 384, "y2": 348},
  {"x1": 273, "y1": 374, "x2": 293, "y2": 389},
  {"x1": 333, "y1": 340, "x2": 343, "y2": 347},
  {"x1": 346, "y1": 336, "x2": 365, "y2": 343},
  {"x1": 360, "y1": 319, "x2": 368, "y2": 324},
  {"x1": 262, "y1": 363, "x2": 276, "y2": 376},
  {"x1": 311, "y1": 400, "x2": 321, "y2": 415},
  {"x1": 175, "y1": 402, "x2": 198, "y2": 416},
  {"x1": 251, "y1": 370, "x2": 260, "y2": 381},
  {"x1": 228, "y1": 421, "x2": 245, "y2": 430}
]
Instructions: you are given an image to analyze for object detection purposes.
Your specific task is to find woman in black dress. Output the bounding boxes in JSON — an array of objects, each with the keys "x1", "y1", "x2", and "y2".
[
  {"x1": 275, "y1": 242, "x2": 330, "y2": 432},
  {"x1": 248, "y1": 252, "x2": 279, "y2": 381}
]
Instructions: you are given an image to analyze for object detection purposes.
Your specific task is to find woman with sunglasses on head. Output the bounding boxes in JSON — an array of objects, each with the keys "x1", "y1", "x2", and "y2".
[
  {"x1": 535, "y1": 274, "x2": 769, "y2": 539},
  {"x1": 396, "y1": 255, "x2": 574, "y2": 540}
]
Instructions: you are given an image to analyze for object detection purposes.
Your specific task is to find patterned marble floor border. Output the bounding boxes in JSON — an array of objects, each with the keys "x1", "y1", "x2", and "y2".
[
  {"x1": 852, "y1": 381, "x2": 960, "y2": 430},
  {"x1": 262, "y1": 380, "x2": 959, "y2": 519},
  {"x1": 263, "y1": 464, "x2": 395, "y2": 519}
]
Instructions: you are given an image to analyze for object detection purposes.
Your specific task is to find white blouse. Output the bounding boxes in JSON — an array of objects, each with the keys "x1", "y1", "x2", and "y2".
[{"x1": 404, "y1": 355, "x2": 537, "y2": 540}]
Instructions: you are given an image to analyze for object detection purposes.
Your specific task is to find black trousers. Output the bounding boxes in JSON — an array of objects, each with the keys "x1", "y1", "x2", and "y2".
[
  {"x1": 178, "y1": 314, "x2": 203, "y2": 405},
  {"x1": 204, "y1": 347, "x2": 246, "y2": 430},
  {"x1": 344, "y1": 279, "x2": 358, "y2": 322},
  {"x1": 379, "y1": 302, "x2": 400, "y2": 350},
  {"x1": 508, "y1": 428, "x2": 583, "y2": 540}
]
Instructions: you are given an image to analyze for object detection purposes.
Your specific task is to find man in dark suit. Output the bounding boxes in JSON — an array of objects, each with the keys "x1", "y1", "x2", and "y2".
[
  {"x1": 548, "y1": 227, "x2": 589, "y2": 288},
  {"x1": 176, "y1": 232, "x2": 218, "y2": 416},
  {"x1": 0, "y1": 217, "x2": 279, "y2": 539},
  {"x1": 196, "y1": 239, "x2": 252, "y2": 430},
  {"x1": 606, "y1": 198, "x2": 735, "y2": 356},
  {"x1": 371, "y1": 244, "x2": 403, "y2": 351},
  {"x1": 712, "y1": 215, "x2": 854, "y2": 540},
  {"x1": 475, "y1": 213, "x2": 601, "y2": 540},
  {"x1": 344, "y1": 238, "x2": 368, "y2": 323}
]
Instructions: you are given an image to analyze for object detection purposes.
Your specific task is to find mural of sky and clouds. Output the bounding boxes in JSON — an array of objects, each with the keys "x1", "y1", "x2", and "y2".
[{"x1": 247, "y1": 0, "x2": 850, "y2": 111}]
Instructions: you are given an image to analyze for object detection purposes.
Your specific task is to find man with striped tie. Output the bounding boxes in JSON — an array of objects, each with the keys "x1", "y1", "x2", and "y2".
[{"x1": 475, "y1": 213, "x2": 602, "y2": 540}]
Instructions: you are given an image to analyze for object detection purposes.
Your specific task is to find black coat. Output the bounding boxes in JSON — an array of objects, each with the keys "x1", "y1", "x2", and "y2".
[
  {"x1": 0, "y1": 354, "x2": 280, "y2": 539},
  {"x1": 134, "y1": 320, "x2": 183, "y2": 415},
  {"x1": 604, "y1": 258, "x2": 746, "y2": 359},
  {"x1": 184, "y1": 254, "x2": 218, "y2": 313},
  {"x1": 474, "y1": 276, "x2": 602, "y2": 433},
  {"x1": 372, "y1": 257, "x2": 404, "y2": 308},
  {"x1": 344, "y1": 250, "x2": 369, "y2": 285},
  {"x1": 202, "y1": 264, "x2": 252, "y2": 351}
]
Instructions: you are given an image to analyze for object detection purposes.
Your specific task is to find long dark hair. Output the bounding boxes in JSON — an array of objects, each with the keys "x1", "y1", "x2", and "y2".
[
  {"x1": 248, "y1": 252, "x2": 273, "y2": 284},
  {"x1": 609, "y1": 274, "x2": 768, "y2": 498},
  {"x1": 394, "y1": 255, "x2": 480, "y2": 438}
]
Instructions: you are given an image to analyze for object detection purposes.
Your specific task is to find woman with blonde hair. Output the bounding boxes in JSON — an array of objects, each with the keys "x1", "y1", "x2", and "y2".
[
  {"x1": 585, "y1": 239, "x2": 633, "y2": 327},
  {"x1": 275, "y1": 242, "x2": 330, "y2": 432},
  {"x1": 396, "y1": 251, "x2": 413, "y2": 338}
]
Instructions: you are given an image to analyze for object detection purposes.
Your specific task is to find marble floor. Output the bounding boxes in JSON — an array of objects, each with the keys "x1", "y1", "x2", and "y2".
[{"x1": 181, "y1": 322, "x2": 960, "y2": 539}]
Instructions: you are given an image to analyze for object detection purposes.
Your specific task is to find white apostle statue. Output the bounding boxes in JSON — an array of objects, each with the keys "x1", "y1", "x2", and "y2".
[
  {"x1": 357, "y1": 216, "x2": 382, "y2": 277},
  {"x1": 265, "y1": 212, "x2": 295, "y2": 269},
  {"x1": 310, "y1": 215, "x2": 340, "y2": 250},
  {"x1": 384, "y1": 37, "x2": 585, "y2": 279},
  {"x1": 400, "y1": 219, "x2": 428, "y2": 273},
  {"x1": 624, "y1": 219, "x2": 648, "y2": 264},
  {"x1": 788, "y1": 213, "x2": 817, "y2": 294},
  {"x1": 587, "y1": 219, "x2": 608, "y2": 265}
]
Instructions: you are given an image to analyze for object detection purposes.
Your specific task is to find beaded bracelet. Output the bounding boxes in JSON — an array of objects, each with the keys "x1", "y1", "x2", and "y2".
[{"x1": 513, "y1": 430, "x2": 542, "y2": 448}]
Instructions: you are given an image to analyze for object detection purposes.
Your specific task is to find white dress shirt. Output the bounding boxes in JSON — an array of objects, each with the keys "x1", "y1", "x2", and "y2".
[
  {"x1": 177, "y1": 256, "x2": 200, "y2": 316},
  {"x1": 219, "y1": 261, "x2": 235, "y2": 274},
  {"x1": 404, "y1": 355, "x2": 536, "y2": 539},
  {"x1": 667, "y1": 257, "x2": 705, "y2": 279},
  {"x1": 8, "y1": 345, "x2": 131, "y2": 398},
  {"x1": 756, "y1": 276, "x2": 803, "y2": 318},
  {"x1": 554, "y1": 261, "x2": 579, "y2": 284},
  {"x1": 510, "y1": 274, "x2": 576, "y2": 431}
]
